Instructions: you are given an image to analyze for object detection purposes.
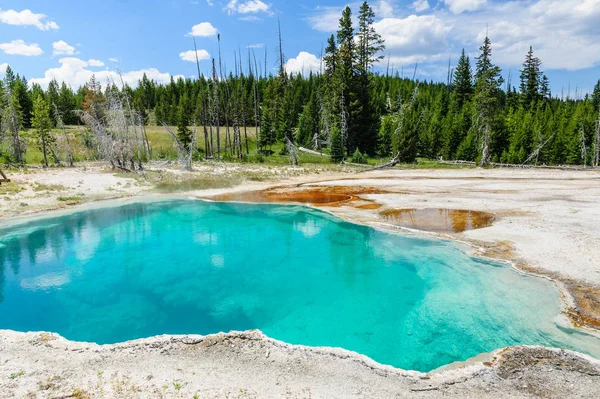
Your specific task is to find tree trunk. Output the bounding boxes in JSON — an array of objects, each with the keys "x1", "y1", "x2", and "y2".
[
  {"x1": 42, "y1": 131, "x2": 49, "y2": 167},
  {"x1": 594, "y1": 111, "x2": 600, "y2": 168},
  {"x1": 479, "y1": 124, "x2": 490, "y2": 167}
]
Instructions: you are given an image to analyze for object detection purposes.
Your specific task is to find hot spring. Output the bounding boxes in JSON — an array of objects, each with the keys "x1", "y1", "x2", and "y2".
[{"x1": 0, "y1": 200, "x2": 598, "y2": 372}]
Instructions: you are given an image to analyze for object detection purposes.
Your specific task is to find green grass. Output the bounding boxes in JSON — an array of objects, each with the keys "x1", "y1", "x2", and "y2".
[
  {"x1": 9, "y1": 370, "x2": 24, "y2": 380},
  {"x1": 21, "y1": 125, "x2": 90, "y2": 165},
  {"x1": 154, "y1": 175, "x2": 243, "y2": 193},
  {"x1": 399, "y1": 158, "x2": 476, "y2": 169},
  {"x1": 16, "y1": 125, "x2": 473, "y2": 170},
  {"x1": 33, "y1": 183, "x2": 66, "y2": 192},
  {"x1": 0, "y1": 183, "x2": 22, "y2": 195},
  {"x1": 18, "y1": 125, "x2": 338, "y2": 166}
]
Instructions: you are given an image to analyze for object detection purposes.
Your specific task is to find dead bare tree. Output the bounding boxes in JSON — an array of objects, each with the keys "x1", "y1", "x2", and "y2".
[
  {"x1": 217, "y1": 34, "x2": 235, "y2": 158},
  {"x1": 580, "y1": 125, "x2": 587, "y2": 167},
  {"x1": 251, "y1": 50, "x2": 261, "y2": 154},
  {"x1": 53, "y1": 104, "x2": 74, "y2": 167},
  {"x1": 239, "y1": 49, "x2": 249, "y2": 156},
  {"x1": 392, "y1": 85, "x2": 419, "y2": 150},
  {"x1": 479, "y1": 118, "x2": 491, "y2": 167},
  {"x1": 594, "y1": 109, "x2": 600, "y2": 168},
  {"x1": 1, "y1": 90, "x2": 26, "y2": 166},
  {"x1": 0, "y1": 168, "x2": 10, "y2": 184},
  {"x1": 285, "y1": 137, "x2": 298, "y2": 165},
  {"x1": 298, "y1": 146, "x2": 327, "y2": 157},
  {"x1": 522, "y1": 131, "x2": 555, "y2": 166},
  {"x1": 366, "y1": 152, "x2": 400, "y2": 171},
  {"x1": 339, "y1": 92, "x2": 348, "y2": 155},
  {"x1": 77, "y1": 80, "x2": 147, "y2": 171},
  {"x1": 159, "y1": 121, "x2": 194, "y2": 171},
  {"x1": 201, "y1": 93, "x2": 212, "y2": 158},
  {"x1": 211, "y1": 58, "x2": 220, "y2": 159},
  {"x1": 315, "y1": 90, "x2": 330, "y2": 153},
  {"x1": 277, "y1": 17, "x2": 286, "y2": 77}
]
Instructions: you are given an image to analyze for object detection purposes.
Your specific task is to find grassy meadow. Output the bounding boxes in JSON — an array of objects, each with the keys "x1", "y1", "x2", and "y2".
[{"x1": 15, "y1": 125, "x2": 472, "y2": 170}]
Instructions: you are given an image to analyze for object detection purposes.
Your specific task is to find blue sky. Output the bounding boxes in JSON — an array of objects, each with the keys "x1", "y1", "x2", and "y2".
[{"x1": 1, "y1": 0, "x2": 599, "y2": 97}]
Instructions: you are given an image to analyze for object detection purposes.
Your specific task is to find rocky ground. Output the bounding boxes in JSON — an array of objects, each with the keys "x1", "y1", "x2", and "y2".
[
  {"x1": 1, "y1": 330, "x2": 599, "y2": 399},
  {"x1": 1, "y1": 163, "x2": 599, "y2": 398}
]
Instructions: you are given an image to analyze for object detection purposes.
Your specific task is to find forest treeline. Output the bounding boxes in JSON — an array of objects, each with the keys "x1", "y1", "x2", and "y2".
[{"x1": 1, "y1": 1, "x2": 600, "y2": 169}]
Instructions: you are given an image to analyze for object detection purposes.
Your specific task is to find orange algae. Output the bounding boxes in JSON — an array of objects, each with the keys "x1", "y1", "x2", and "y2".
[
  {"x1": 380, "y1": 208, "x2": 495, "y2": 233},
  {"x1": 210, "y1": 185, "x2": 389, "y2": 206}
]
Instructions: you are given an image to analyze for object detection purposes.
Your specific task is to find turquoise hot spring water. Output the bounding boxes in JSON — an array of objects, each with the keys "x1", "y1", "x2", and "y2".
[{"x1": 0, "y1": 199, "x2": 598, "y2": 372}]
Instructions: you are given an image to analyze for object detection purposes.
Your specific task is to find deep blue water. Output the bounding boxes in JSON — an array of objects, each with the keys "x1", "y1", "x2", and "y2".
[{"x1": 0, "y1": 200, "x2": 598, "y2": 371}]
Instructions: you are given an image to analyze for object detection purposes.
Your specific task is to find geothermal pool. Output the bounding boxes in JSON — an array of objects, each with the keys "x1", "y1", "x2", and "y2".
[{"x1": 0, "y1": 200, "x2": 598, "y2": 371}]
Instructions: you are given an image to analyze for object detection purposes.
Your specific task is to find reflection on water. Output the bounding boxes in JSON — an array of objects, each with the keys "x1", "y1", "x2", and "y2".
[
  {"x1": 0, "y1": 200, "x2": 598, "y2": 372},
  {"x1": 380, "y1": 208, "x2": 495, "y2": 233}
]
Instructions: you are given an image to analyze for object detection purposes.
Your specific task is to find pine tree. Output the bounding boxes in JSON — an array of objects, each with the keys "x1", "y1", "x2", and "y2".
[
  {"x1": 378, "y1": 115, "x2": 394, "y2": 157},
  {"x1": 540, "y1": 75, "x2": 551, "y2": 100},
  {"x1": 453, "y1": 49, "x2": 473, "y2": 109},
  {"x1": 176, "y1": 104, "x2": 192, "y2": 148},
  {"x1": 592, "y1": 79, "x2": 600, "y2": 111},
  {"x1": 12, "y1": 76, "x2": 32, "y2": 128},
  {"x1": 323, "y1": 34, "x2": 339, "y2": 145},
  {"x1": 474, "y1": 65, "x2": 503, "y2": 165},
  {"x1": 337, "y1": 6, "x2": 354, "y2": 53},
  {"x1": 520, "y1": 46, "x2": 543, "y2": 107},
  {"x1": 177, "y1": 90, "x2": 193, "y2": 148},
  {"x1": 3, "y1": 66, "x2": 16, "y2": 89},
  {"x1": 354, "y1": 1, "x2": 385, "y2": 155},
  {"x1": 31, "y1": 95, "x2": 55, "y2": 167},
  {"x1": 58, "y1": 82, "x2": 77, "y2": 124},
  {"x1": 324, "y1": 35, "x2": 337, "y2": 76},
  {"x1": 475, "y1": 36, "x2": 492, "y2": 81},
  {"x1": 46, "y1": 79, "x2": 60, "y2": 126},
  {"x1": 295, "y1": 90, "x2": 319, "y2": 146},
  {"x1": 472, "y1": 35, "x2": 504, "y2": 165},
  {"x1": 356, "y1": 1, "x2": 385, "y2": 73},
  {"x1": 330, "y1": 124, "x2": 344, "y2": 162},
  {"x1": 259, "y1": 108, "x2": 275, "y2": 153},
  {"x1": 336, "y1": 6, "x2": 356, "y2": 155},
  {"x1": 351, "y1": 148, "x2": 368, "y2": 164}
]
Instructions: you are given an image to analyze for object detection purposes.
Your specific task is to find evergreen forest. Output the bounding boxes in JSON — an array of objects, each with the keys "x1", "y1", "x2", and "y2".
[{"x1": 1, "y1": 1, "x2": 600, "y2": 169}]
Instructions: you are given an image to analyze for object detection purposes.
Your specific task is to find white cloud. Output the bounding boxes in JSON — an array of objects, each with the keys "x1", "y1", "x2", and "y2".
[
  {"x1": 307, "y1": 6, "x2": 342, "y2": 32},
  {"x1": 246, "y1": 43, "x2": 264, "y2": 48},
  {"x1": 0, "y1": 40, "x2": 43, "y2": 56},
  {"x1": 374, "y1": 0, "x2": 394, "y2": 18},
  {"x1": 413, "y1": 0, "x2": 430, "y2": 12},
  {"x1": 30, "y1": 57, "x2": 183, "y2": 89},
  {"x1": 239, "y1": 15, "x2": 261, "y2": 21},
  {"x1": 443, "y1": 0, "x2": 487, "y2": 14},
  {"x1": 179, "y1": 49, "x2": 211, "y2": 62},
  {"x1": 308, "y1": 0, "x2": 600, "y2": 73},
  {"x1": 0, "y1": 9, "x2": 59, "y2": 30},
  {"x1": 226, "y1": 0, "x2": 271, "y2": 15},
  {"x1": 377, "y1": 1, "x2": 395, "y2": 18},
  {"x1": 188, "y1": 22, "x2": 218, "y2": 37},
  {"x1": 52, "y1": 40, "x2": 76, "y2": 56},
  {"x1": 285, "y1": 51, "x2": 322, "y2": 76},
  {"x1": 88, "y1": 59, "x2": 104, "y2": 67},
  {"x1": 0, "y1": 63, "x2": 8, "y2": 74},
  {"x1": 109, "y1": 58, "x2": 119, "y2": 62},
  {"x1": 374, "y1": 15, "x2": 451, "y2": 65},
  {"x1": 449, "y1": 0, "x2": 600, "y2": 70}
]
